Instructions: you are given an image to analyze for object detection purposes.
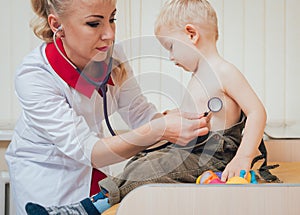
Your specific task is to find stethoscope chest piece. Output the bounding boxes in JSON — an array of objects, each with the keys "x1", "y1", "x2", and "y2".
[
  {"x1": 204, "y1": 97, "x2": 223, "y2": 116},
  {"x1": 208, "y1": 97, "x2": 223, "y2": 113}
]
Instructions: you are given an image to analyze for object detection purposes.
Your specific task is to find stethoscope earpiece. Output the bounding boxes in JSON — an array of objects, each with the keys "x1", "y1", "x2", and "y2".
[{"x1": 57, "y1": 25, "x2": 63, "y2": 31}]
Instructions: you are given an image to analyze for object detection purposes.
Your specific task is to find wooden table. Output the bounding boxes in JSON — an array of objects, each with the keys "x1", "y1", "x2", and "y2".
[{"x1": 103, "y1": 162, "x2": 300, "y2": 215}]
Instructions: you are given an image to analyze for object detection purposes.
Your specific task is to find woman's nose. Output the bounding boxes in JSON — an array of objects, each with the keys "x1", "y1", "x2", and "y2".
[{"x1": 101, "y1": 23, "x2": 115, "y2": 41}]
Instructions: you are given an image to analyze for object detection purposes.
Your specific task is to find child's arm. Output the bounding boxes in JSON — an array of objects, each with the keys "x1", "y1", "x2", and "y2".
[{"x1": 220, "y1": 65, "x2": 267, "y2": 182}]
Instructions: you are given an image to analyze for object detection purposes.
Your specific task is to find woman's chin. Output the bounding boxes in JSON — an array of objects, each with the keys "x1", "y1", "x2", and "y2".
[{"x1": 92, "y1": 52, "x2": 108, "y2": 62}]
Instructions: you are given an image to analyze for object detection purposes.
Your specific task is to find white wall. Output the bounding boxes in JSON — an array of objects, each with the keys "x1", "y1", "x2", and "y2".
[
  {"x1": 0, "y1": 0, "x2": 299, "y2": 132},
  {"x1": 0, "y1": 0, "x2": 41, "y2": 130}
]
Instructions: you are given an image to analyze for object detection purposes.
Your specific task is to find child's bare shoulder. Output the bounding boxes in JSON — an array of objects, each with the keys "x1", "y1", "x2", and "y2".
[
  {"x1": 215, "y1": 60, "x2": 244, "y2": 83},
  {"x1": 216, "y1": 60, "x2": 239, "y2": 75}
]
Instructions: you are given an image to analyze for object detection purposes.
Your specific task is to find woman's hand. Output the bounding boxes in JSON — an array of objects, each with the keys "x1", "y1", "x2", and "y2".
[
  {"x1": 157, "y1": 109, "x2": 211, "y2": 146},
  {"x1": 92, "y1": 109, "x2": 211, "y2": 168}
]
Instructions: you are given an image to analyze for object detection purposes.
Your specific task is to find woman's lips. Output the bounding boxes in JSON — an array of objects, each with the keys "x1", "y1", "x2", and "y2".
[{"x1": 97, "y1": 46, "x2": 109, "y2": 52}]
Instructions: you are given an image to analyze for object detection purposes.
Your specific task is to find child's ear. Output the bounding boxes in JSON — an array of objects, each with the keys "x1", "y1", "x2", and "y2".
[{"x1": 185, "y1": 24, "x2": 200, "y2": 45}]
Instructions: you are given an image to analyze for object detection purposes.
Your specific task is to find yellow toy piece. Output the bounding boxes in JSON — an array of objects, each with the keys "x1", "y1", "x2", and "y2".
[
  {"x1": 195, "y1": 175, "x2": 202, "y2": 184},
  {"x1": 226, "y1": 176, "x2": 249, "y2": 184},
  {"x1": 245, "y1": 172, "x2": 251, "y2": 183}
]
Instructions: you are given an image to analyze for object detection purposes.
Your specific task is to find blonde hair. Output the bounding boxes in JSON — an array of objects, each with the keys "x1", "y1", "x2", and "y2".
[
  {"x1": 155, "y1": 0, "x2": 219, "y2": 40},
  {"x1": 111, "y1": 60, "x2": 128, "y2": 86},
  {"x1": 30, "y1": 0, "x2": 72, "y2": 43},
  {"x1": 30, "y1": 0, "x2": 126, "y2": 85},
  {"x1": 30, "y1": 0, "x2": 117, "y2": 42}
]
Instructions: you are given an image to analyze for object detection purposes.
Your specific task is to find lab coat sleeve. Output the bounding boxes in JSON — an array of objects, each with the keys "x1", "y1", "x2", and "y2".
[
  {"x1": 14, "y1": 61, "x2": 98, "y2": 166},
  {"x1": 113, "y1": 44, "x2": 158, "y2": 129}
]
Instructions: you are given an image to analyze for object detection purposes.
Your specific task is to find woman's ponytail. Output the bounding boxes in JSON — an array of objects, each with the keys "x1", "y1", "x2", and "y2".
[{"x1": 30, "y1": 0, "x2": 53, "y2": 42}]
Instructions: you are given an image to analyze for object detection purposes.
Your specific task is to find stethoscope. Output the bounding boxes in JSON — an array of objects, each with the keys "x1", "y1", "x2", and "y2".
[
  {"x1": 142, "y1": 97, "x2": 223, "y2": 153},
  {"x1": 53, "y1": 26, "x2": 116, "y2": 136},
  {"x1": 204, "y1": 97, "x2": 223, "y2": 116}
]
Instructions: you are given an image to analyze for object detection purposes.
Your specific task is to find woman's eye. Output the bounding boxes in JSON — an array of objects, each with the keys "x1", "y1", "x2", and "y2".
[
  {"x1": 87, "y1": 22, "x2": 100, "y2": 28},
  {"x1": 110, "y1": 18, "x2": 117, "y2": 23}
]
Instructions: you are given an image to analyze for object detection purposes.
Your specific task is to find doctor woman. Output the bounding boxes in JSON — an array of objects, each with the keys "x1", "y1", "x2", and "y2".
[{"x1": 5, "y1": 0, "x2": 210, "y2": 214}]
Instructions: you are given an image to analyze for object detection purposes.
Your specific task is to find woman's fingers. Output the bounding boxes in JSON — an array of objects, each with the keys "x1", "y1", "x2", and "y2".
[
  {"x1": 174, "y1": 117, "x2": 210, "y2": 146},
  {"x1": 181, "y1": 111, "x2": 203, "y2": 120},
  {"x1": 190, "y1": 116, "x2": 210, "y2": 131},
  {"x1": 194, "y1": 126, "x2": 209, "y2": 137},
  {"x1": 160, "y1": 110, "x2": 212, "y2": 146}
]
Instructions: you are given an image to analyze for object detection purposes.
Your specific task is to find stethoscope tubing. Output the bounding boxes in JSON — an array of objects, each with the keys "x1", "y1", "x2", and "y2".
[
  {"x1": 101, "y1": 85, "x2": 116, "y2": 136},
  {"x1": 53, "y1": 29, "x2": 116, "y2": 136}
]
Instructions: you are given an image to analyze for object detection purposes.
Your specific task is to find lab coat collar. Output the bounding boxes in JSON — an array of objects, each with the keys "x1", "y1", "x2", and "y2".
[{"x1": 45, "y1": 38, "x2": 114, "y2": 98}]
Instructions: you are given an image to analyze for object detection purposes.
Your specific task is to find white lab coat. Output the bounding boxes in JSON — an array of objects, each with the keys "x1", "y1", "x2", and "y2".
[{"x1": 5, "y1": 42, "x2": 157, "y2": 214}]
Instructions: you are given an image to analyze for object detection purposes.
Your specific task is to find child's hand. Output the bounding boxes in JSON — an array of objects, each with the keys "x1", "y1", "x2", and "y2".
[{"x1": 221, "y1": 155, "x2": 252, "y2": 182}]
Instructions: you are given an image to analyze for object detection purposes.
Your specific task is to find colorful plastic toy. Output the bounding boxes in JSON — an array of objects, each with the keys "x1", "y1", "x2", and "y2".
[
  {"x1": 196, "y1": 170, "x2": 225, "y2": 184},
  {"x1": 196, "y1": 169, "x2": 258, "y2": 184}
]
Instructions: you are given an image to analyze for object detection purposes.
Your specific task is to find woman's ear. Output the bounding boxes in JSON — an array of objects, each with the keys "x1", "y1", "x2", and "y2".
[
  {"x1": 48, "y1": 14, "x2": 64, "y2": 37},
  {"x1": 185, "y1": 24, "x2": 200, "y2": 45}
]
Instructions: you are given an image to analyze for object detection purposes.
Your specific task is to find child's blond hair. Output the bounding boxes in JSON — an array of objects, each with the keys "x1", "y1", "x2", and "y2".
[{"x1": 155, "y1": 0, "x2": 219, "y2": 41}]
